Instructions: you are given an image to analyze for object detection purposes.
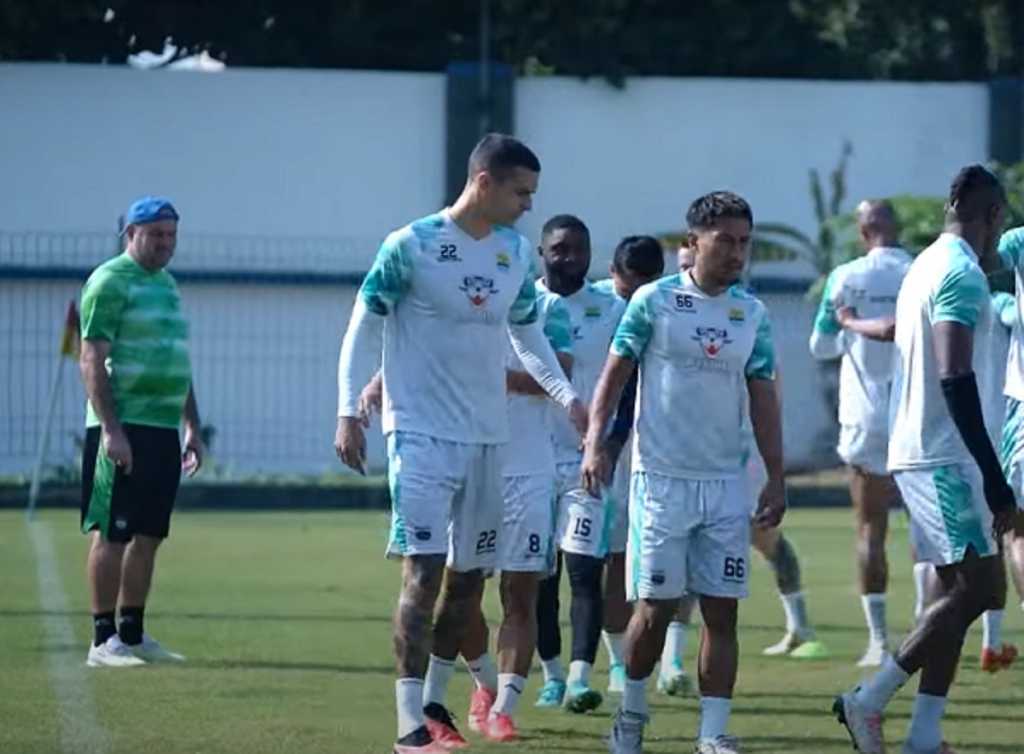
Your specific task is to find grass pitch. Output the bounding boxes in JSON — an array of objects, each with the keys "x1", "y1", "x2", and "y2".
[{"x1": 3, "y1": 507, "x2": 1021, "y2": 754}]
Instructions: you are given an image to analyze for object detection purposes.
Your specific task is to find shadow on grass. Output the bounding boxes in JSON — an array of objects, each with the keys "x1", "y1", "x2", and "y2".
[{"x1": 201, "y1": 658, "x2": 395, "y2": 675}]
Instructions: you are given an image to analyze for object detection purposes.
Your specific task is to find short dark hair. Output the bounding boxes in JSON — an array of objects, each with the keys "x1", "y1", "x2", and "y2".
[
  {"x1": 613, "y1": 235, "x2": 665, "y2": 278},
  {"x1": 541, "y1": 214, "x2": 589, "y2": 239},
  {"x1": 468, "y1": 133, "x2": 541, "y2": 180},
  {"x1": 686, "y1": 191, "x2": 753, "y2": 231},
  {"x1": 946, "y1": 164, "x2": 1005, "y2": 223}
]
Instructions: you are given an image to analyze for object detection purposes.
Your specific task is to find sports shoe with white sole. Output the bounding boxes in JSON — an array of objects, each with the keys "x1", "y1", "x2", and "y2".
[
  {"x1": 535, "y1": 678, "x2": 567, "y2": 708},
  {"x1": 833, "y1": 688, "x2": 886, "y2": 754},
  {"x1": 857, "y1": 642, "x2": 890, "y2": 668},
  {"x1": 128, "y1": 634, "x2": 185, "y2": 663},
  {"x1": 762, "y1": 631, "x2": 806, "y2": 656},
  {"x1": 695, "y1": 735, "x2": 742, "y2": 753},
  {"x1": 789, "y1": 639, "x2": 831, "y2": 660},
  {"x1": 393, "y1": 726, "x2": 449, "y2": 754},
  {"x1": 86, "y1": 635, "x2": 147, "y2": 668},
  {"x1": 607, "y1": 709, "x2": 647, "y2": 754},
  {"x1": 565, "y1": 682, "x2": 602, "y2": 714},
  {"x1": 656, "y1": 669, "x2": 693, "y2": 697}
]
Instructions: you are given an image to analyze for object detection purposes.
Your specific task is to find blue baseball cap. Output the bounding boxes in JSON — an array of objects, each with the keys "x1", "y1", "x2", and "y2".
[{"x1": 121, "y1": 196, "x2": 179, "y2": 234}]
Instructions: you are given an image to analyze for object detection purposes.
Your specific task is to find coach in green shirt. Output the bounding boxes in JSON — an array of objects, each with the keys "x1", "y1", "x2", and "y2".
[{"x1": 78, "y1": 196, "x2": 202, "y2": 668}]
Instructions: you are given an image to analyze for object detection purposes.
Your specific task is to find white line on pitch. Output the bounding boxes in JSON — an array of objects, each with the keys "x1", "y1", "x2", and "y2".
[{"x1": 29, "y1": 521, "x2": 111, "y2": 754}]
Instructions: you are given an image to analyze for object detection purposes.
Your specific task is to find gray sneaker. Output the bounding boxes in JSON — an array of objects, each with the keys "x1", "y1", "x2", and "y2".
[
  {"x1": 608, "y1": 709, "x2": 647, "y2": 754},
  {"x1": 695, "y1": 735, "x2": 742, "y2": 753}
]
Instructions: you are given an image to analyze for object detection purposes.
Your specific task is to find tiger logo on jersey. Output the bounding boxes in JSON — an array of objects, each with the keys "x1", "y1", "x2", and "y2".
[
  {"x1": 460, "y1": 275, "x2": 499, "y2": 307},
  {"x1": 693, "y1": 326, "x2": 732, "y2": 359}
]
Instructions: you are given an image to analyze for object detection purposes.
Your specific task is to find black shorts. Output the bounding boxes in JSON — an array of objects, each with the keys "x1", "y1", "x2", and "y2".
[{"x1": 81, "y1": 424, "x2": 181, "y2": 542}]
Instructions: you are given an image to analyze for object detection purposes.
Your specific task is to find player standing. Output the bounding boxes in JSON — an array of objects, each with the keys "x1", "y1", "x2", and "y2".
[
  {"x1": 834, "y1": 165, "x2": 1015, "y2": 754},
  {"x1": 809, "y1": 199, "x2": 912, "y2": 666},
  {"x1": 586, "y1": 192, "x2": 787, "y2": 754},
  {"x1": 335, "y1": 134, "x2": 585, "y2": 754}
]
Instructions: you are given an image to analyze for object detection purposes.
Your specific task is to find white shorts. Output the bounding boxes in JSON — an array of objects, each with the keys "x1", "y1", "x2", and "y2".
[
  {"x1": 501, "y1": 473, "x2": 557, "y2": 573},
  {"x1": 837, "y1": 424, "x2": 889, "y2": 476},
  {"x1": 1000, "y1": 398, "x2": 1024, "y2": 506},
  {"x1": 894, "y1": 463, "x2": 997, "y2": 566},
  {"x1": 555, "y1": 461, "x2": 616, "y2": 558},
  {"x1": 385, "y1": 431, "x2": 503, "y2": 572},
  {"x1": 608, "y1": 447, "x2": 632, "y2": 554},
  {"x1": 627, "y1": 470, "x2": 752, "y2": 602}
]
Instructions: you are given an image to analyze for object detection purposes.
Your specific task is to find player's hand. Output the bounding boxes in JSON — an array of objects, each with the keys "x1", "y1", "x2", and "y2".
[
  {"x1": 754, "y1": 475, "x2": 787, "y2": 528},
  {"x1": 181, "y1": 426, "x2": 204, "y2": 477},
  {"x1": 580, "y1": 442, "x2": 612, "y2": 498},
  {"x1": 102, "y1": 424, "x2": 133, "y2": 475},
  {"x1": 984, "y1": 475, "x2": 1016, "y2": 536},
  {"x1": 358, "y1": 374, "x2": 384, "y2": 428},
  {"x1": 568, "y1": 398, "x2": 588, "y2": 438},
  {"x1": 836, "y1": 306, "x2": 857, "y2": 327},
  {"x1": 335, "y1": 416, "x2": 367, "y2": 475}
]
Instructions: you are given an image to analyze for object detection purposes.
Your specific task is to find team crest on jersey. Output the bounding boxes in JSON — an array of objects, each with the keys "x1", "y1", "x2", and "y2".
[
  {"x1": 495, "y1": 252, "x2": 511, "y2": 271},
  {"x1": 584, "y1": 305, "x2": 601, "y2": 318},
  {"x1": 728, "y1": 308, "x2": 745, "y2": 323},
  {"x1": 693, "y1": 326, "x2": 732, "y2": 358},
  {"x1": 460, "y1": 275, "x2": 499, "y2": 307}
]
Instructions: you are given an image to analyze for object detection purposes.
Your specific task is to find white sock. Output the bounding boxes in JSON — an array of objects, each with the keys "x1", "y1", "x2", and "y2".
[
  {"x1": 698, "y1": 696, "x2": 732, "y2": 740},
  {"x1": 623, "y1": 676, "x2": 649, "y2": 716},
  {"x1": 912, "y1": 563, "x2": 932, "y2": 621},
  {"x1": 906, "y1": 693, "x2": 946, "y2": 752},
  {"x1": 861, "y1": 593, "x2": 888, "y2": 645},
  {"x1": 423, "y1": 655, "x2": 455, "y2": 707},
  {"x1": 602, "y1": 631, "x2": 625, "y2": 667},
  {"x1": 541, "y1": 657, "x2": 565, "y2": 683},
  {"x1": 780, "y1": 592, "x2": 810, "y2": 635},
  {"x1": 661, "y1": 621, "x2": 687, "y2": 673},
  {"x1": 567, "y1": 659, "x2": 592, "y2": 688},
  {"x1": 396, "y1": 678, "x2": 425, "y2": 739},
  {"x1": 982, "y1": 609, "x2": 1004, "y2": 650},
  {"x1": 466, "y1": 652, "x2": 498, "y2": 692},
  {"x1": 491, "y1": 673, "x2": 526, "y2": 718},
  {"x1": 854, "y1": 655, "x2": 910, "y2": 712}
]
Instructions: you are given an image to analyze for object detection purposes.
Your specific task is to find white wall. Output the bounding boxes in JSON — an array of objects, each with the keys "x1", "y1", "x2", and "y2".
[
  {"x1": 0, "y1": 64, "x2": 446, "y2": 264},
  {"x1": 0, "y1": 65, "x2": 993, "y2": 477},
  {"x1": 516, "y1": 76, "x2": 988, "y2": 271}
]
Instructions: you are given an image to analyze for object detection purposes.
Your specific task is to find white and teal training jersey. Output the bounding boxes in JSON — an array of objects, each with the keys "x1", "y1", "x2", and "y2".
[
  {"x1": 978, "y1": 292, "x2": 1015, "y2": 441},
  {"x1": 503, "y1": 287, "x2": 573, "y2": 476},
  {"x1": 611, "y1": 271, "x2": 776, "y2": 480},
  {"x1": 809, "y1": 247, "x2": 912, "y2": 433},
  {"x1": 888, "y1": 233, "x2": 1002, "y2": 470},
  {"x1": 538, "y1": 279, "x2": 626, "y2": 462},
  {"x1": 591, "y1": 277, "x2": 621, "y2": 301},
  {"x1": 998, "y1": 228, "x2": 1024, "y2": 402},
  {"x1": 358, "y1": 210, "x2": 539, "y2": 444}
]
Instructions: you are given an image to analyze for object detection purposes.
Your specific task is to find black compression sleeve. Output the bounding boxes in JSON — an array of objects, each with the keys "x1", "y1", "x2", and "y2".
[
  {"x1": 607, "y1": 368, "x2": 637, "y2": 450},
  {"x1": 940, "y1": 372, "x2": 1013, "y2": 513}
]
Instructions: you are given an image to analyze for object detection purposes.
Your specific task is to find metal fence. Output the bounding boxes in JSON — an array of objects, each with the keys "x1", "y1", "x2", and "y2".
[
  {"x1": 2, "y1": 230, "x2": 837, "y2": 483},
  {"x1": 1, "y1": 229, "x2": 385, "y2": 481}
]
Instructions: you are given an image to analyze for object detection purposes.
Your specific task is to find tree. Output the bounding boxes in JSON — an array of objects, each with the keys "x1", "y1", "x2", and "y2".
[{"x1": 1, "y1": 0, "x2": 1019, "y2": 82}]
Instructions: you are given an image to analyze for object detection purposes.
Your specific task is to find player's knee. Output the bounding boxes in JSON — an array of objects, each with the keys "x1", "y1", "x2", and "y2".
[
  {"x1": 700, "y1": 596, "x2": 738, "y2": 635},
  {"x1": 566, "y1": 553, "x2": 603, "y2": 593},
  {"x1": 501, "y1": 574, "x2": 538, "y2": 619},
  {"x1": 443, "y1": 570, "x2": 484, "y2": 608},
  {"x1": 633, "y1": 598, "x2": 674, "y2": 632},
  {"x1": 403, "y1": 557, "x2": 445, "y2": 603}
]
